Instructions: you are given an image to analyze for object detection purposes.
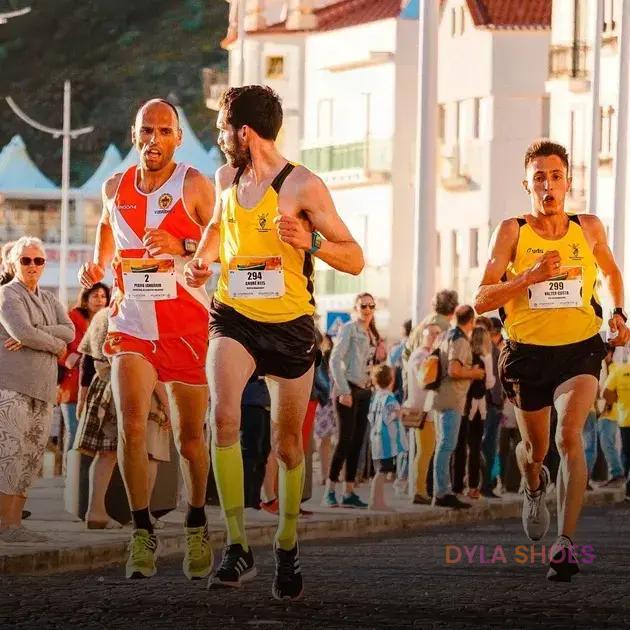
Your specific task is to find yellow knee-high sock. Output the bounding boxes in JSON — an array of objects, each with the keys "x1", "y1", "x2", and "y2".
[
  {"x1": 211, "y1": 440, "x2": 248, "y2": 551},
  {"x1": 275, "y1": 458, "x2": 304, "y2": 551}
]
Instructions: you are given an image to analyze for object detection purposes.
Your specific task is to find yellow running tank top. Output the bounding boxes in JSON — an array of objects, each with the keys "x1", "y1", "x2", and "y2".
[
  {"x1": 501, "y1": 214, "x2": 602, "y2": 346},
  {"x1": 214, "y1": 163, "x2": 316, "y2": 323}
]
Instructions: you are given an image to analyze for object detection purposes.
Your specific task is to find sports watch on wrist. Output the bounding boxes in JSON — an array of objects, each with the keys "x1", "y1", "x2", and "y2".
[
  {"x1": 183, "y1": 238, "x2": 198, "y2": 255},
  {"x1": 612, "y1": 307, "x2": 628, "y2": 323},
  {"x1": 309, "y1": 231, "x2": 322, "y2": 255}
]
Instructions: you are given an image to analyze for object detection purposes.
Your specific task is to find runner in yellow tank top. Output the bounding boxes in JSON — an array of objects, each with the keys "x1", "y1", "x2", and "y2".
[
  {"x1": 214, "y1": 160, "x2": 315, "y2": 323},
  {"x1": 475, "y1": 140, "x2": 629, "y2": 583},
  {"x1": 184, "y1": 86, "x2": 364, "y2": 601}
]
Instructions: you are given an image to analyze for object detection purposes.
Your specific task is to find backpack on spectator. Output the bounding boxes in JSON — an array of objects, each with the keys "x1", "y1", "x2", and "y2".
[{"x1": 420, "y1": 347, "x2": 442, "y2": 390}]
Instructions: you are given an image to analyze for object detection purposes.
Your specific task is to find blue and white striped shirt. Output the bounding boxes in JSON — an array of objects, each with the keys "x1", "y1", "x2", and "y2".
[{"x1": 368, "y1": 389, "x2": 408, "y2": 460}]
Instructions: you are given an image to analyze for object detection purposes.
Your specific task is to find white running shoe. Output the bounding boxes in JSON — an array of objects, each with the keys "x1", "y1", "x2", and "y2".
[{"x1": 522, "y1": 465, "x2": 550, "y2": 541}]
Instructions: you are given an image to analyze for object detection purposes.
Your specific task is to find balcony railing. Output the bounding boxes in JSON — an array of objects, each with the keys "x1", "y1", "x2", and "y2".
[
  {"x1": 300, "y1": 138, "x2": 392, "y2": 175},
  {"x1": 202, "y1": 67, "x2": 228, "y2": 111},
  {"x1": 549, "y1": 43, "x2": 590, "y2": 80}
]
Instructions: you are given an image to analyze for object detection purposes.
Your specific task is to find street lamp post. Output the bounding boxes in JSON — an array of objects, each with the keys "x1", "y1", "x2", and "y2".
[{"x1": 6, "y1": 81, "x2": 93, "y2": 305}]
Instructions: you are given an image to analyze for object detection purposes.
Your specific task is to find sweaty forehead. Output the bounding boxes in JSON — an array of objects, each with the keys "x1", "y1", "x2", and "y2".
[
  {"x1": 527, "y1": 154, "x2": 566, "y2": 174},
  {"x1": 135, "y1": 102, "x2": 178, "y2": 129}
]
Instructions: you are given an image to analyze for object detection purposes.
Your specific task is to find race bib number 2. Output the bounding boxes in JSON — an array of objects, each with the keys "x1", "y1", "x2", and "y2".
[
  {"x1": 228, "y1": 256, "x2": 285, "y2": 299},
  {"x1": 528, "y1": 266, "x2": 583, "y2": 309},
  {"x1": 122, "y1": 258, "x2": 176, "y2": 301}
]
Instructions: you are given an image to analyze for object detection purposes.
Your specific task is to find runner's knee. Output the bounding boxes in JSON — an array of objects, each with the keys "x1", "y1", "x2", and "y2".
[
  {"x1": 518, "y1": 440, "x2": 546, "y2": 465},
  {"x1": 274, "y1": 432, "x2": 302, "y2": 466},
  {"x1": 210, "y1": 404, "x2": 240, "y2": 444}
]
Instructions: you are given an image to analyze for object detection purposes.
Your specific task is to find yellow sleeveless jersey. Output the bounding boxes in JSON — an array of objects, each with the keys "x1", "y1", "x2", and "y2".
[
  {"x1": 500, "y1": 214, "x2": 602, "y2": 346},
  {"x1": 214, "y1": 162, "x2": 316, "y2": 323}
]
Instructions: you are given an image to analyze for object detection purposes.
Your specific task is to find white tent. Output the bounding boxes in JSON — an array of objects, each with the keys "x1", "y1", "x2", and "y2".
[
  {"x1": 0, "y1": 135, "x2": 57, "y2": 195},
  {"x1": 80, "y1": 144, "x2": 122, "y2": 197}
]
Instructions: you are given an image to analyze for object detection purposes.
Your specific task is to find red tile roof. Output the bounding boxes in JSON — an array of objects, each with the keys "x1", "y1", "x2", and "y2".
[
  {"x1": 251, "y1": 0, "x2": 403, "y2": 35},
  {"x1": 463, "y1": 0, "x2": 551, "y2": 30}
]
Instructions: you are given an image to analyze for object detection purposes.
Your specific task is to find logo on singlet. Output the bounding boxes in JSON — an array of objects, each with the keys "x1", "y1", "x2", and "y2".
[
  {"x1": 257, "y1": 213, "x2": 271, "y2": 233},
  {"x1": 156, "y1": 193, "x2": 173, "y2": 214},
  {"x1": 526, "y1": 248, "x2": 544, "y2": 255},
  {"x1": 569, "y1": 243, "x2": 583, "y2": 261},
  {"x1": 118, "y1": 204, "x2": 137, "y2": 210}
]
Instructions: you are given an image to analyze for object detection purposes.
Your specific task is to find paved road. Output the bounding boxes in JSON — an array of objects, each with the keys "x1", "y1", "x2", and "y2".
[{"x1": 2, "y1": 502, "x2": 629, "y2": 629}]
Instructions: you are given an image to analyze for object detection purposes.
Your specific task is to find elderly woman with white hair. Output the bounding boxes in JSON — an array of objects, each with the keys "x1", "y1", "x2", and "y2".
[{"x1": 0, "y1": 236, "x2": 75, "y2": 542}]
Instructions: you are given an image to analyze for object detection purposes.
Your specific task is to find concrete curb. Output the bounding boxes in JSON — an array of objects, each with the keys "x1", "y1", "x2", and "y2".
[{"x1": 1, "y1": 488, "x2": 624, "y2": 575}]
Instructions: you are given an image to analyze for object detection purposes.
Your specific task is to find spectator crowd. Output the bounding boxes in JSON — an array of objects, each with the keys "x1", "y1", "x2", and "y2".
[{"x1": 1, "y1": 238, "x2": 629, "y2": 543}]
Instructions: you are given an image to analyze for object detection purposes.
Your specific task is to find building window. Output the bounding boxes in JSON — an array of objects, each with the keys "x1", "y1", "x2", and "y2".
[
  {"x1": 542, "y1": 96, "x2": 550, "y2": 137},
  {"x1": 451, "y1": 230, "x2": 461, "y2": 289},
  {"x1": 437, "y1": 231, "x2": 442, "y2": 266},
  {"x1": 451, "y1": 7, "x2": 457, "y2": 36},
  {"x1": 473, "y1": 97, "x2": 480, "y2": 139},
  {"x1": 459, "y1": 6, "x2": 465, "y2": 34},
  {"x1": 317, "y1": 99, "x2": 333, "y2": 139},
  {"x1": 265, "y1": 56, "x2": 285, "y2": 80},
  {"x1": 438, "y1": 104, "x2": 446, "y2": 140},
  {"x1": 603, "y1": 0, "x2": 617, "y2": 34},
  {"x1": 469, "y1": 228, "x2": 479, "y2": 268}
]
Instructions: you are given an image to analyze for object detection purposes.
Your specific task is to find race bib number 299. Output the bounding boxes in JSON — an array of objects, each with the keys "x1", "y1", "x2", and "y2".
[{"x1": 528, "y1": 266, "x2": 583, "y2": 309}]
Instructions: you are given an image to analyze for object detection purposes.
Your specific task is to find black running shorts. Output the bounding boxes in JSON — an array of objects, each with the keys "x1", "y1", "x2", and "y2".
[
  {"x1": 209, "y1": 299, "x2": 316, "y2": 380},
  {"x1": 373, "y1": 457, "x2": 397, "y2": 474},
  {"x1": 499, "y1": 333, "x2": 606, "y2": 412}
]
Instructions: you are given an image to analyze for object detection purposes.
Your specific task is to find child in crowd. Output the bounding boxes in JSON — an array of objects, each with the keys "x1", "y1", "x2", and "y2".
[
  {"x1": 453, "y1": 326, "x2": 495, "y2": 498},
  {"x1": 367, "y1": 364, "x2": 408, "y2": 511}
]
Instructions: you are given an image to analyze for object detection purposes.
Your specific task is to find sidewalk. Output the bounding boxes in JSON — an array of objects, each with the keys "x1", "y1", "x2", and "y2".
[{"x1": 1, "y1": 476, "x2": 624, "y2": 575}]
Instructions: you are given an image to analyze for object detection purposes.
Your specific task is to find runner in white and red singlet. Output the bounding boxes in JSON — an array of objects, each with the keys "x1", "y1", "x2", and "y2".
[{"x1": 79, "y1": 99, "x2": 215, "y2": 581}]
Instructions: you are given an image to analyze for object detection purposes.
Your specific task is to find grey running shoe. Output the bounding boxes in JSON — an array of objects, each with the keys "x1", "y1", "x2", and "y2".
[
  {"x1": 522, "y1": 465, "x2": 550, "y2": 541},
  {"x1": 0, "y1": 526, "x2": 48, "y2": 543}
]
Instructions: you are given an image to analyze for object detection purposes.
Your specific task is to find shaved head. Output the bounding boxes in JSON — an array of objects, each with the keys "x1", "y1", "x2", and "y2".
[{"x1": 135, "y1": 99, "x2": 180, "y2": 130}]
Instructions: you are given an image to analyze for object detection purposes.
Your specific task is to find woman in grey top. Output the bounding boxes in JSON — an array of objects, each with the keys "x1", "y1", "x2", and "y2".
[
  {"x1": 324, "y1": 292, "x2": 384, "y2": 509},
  {"x1": 0, "y1": 236, "x2": 75, "y2": 542}
]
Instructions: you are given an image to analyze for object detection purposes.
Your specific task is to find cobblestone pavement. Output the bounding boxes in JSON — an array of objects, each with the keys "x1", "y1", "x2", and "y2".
[{"x1": 2, "y1": 502, "x2": 629, "y2": 629}]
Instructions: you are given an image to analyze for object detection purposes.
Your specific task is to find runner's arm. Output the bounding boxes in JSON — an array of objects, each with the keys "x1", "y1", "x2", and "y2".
[
  {"x1": 296, "y1": 175, "x2": 364, "y2": 275},
  {"x1": 94, "y1": 179, "x2": 117, "y2": 268},
  {"x1": 185, "y1": 168, "x2": 216, "y2": 228},
  {"x1": 474, "y1": 219, "x2": 559, "y2": 314},
  {"x1": 79, "y1": 177, "x2": 118, "y2": 288},
  {"x1": 192, "y1": 167, "x2": 229, "y2": 264},
  {"x1": 582, "y1": 214, "x2": 629, "y2": 343},
  {"x1": 582, "y1": 214, "x2": 625, "y2": 309}
]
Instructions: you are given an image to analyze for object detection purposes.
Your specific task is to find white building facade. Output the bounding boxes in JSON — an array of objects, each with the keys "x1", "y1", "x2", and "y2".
[
  {"x1": 436, "y1": 0, "x2": 551, "y2": 304},
  {"x1": 546, "y1": 0, "x2": 630, "y2": 300},
  {"x1": 219, "y1": 0, "x2": 419, "y2": 336},
  {"x1": 218, "y1": 0, "x2": 553, "y2": 335}
]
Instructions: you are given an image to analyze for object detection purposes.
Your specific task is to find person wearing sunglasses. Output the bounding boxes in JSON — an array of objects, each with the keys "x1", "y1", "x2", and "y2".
[
  {"x1": 0, "y1": 236, "x2": 75, "y2": 542},
  {"x1": 325, "y1": 292, "x2": 383, "y2": 509}
]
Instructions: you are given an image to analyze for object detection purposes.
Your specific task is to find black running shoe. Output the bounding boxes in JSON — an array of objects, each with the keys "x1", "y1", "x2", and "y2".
[
  {"x1": 272, "y1": 543, "x2": 304, "y2": 601},
  {"x1": 208, "y1": 543, "x2": 256, "y2": 589},
  {"x1": 433, "y1": 494, "x2": 472, "y2": 509},
  {"x1": 546, "y1": 537, "x2": 580, "y2": 582}
]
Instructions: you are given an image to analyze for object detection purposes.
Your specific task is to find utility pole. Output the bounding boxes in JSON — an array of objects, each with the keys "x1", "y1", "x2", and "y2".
[
  {"x1": 587, "y1": 0, "x2": 603, "y2": 214},
  {"x1": 6, "y1": 81, "x2": 93, "y2": 305},
  {"x1": 411, "y1": 0, "x2": 438, "y2": 324},
  {"x1": 0, "y1": 6, "x2": 30, "y2": 24}
]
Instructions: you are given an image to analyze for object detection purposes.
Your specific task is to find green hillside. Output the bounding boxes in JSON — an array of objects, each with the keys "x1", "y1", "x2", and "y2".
[{"x1": 0, "y1": 0, "x2": 228, "y2": 185}]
